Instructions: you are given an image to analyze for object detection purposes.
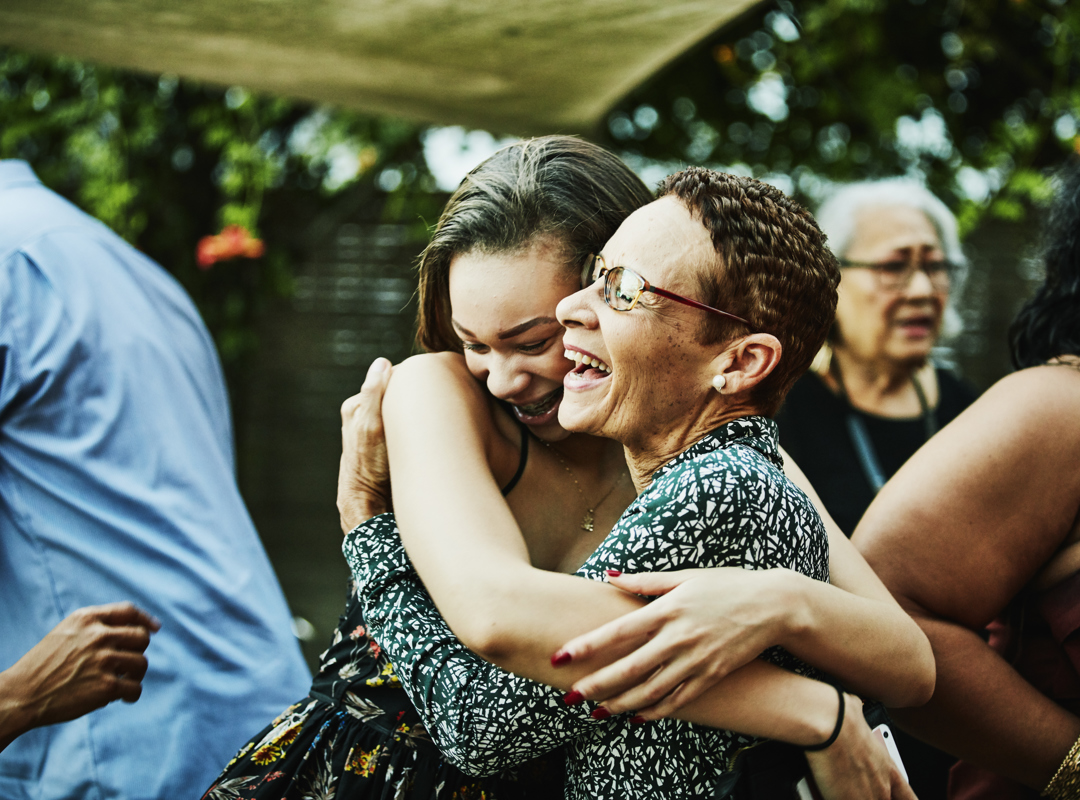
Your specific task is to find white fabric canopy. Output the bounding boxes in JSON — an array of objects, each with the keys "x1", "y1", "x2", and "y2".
[{"x1": 0, "y1": 0, "x2": 760, "y2": 134}]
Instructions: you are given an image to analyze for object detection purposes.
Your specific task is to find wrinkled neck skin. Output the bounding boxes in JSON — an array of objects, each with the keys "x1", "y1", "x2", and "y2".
[
  {"x1": 826, "y1": 345, "x2": 936, "y2": 417},
  {"x1": 830, "y1": 345, "x2": 921, "y2": 398},
  {"x1": 623, "y1": 394, "x2": 762, "y2": 493}
]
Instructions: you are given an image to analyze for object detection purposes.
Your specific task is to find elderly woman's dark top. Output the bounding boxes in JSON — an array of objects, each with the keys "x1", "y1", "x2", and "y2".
[
  {"x1": 344, "y1": 416, "x2": 830, "y2": 800},
  {"x1": 776, "y1": 368, "x2": 978, "y2": 536}
]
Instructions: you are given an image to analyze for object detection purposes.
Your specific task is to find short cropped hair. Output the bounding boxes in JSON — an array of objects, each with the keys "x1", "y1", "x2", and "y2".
[
  {"x1": 416, "y1": 136, "x2": 653, "y2": 353},
  {"x1": 657, "y1": 167, "x2": 840, "y2": 416}
]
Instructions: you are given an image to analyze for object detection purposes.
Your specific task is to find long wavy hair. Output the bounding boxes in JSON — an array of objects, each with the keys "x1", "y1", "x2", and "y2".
[{"x1": 1010, "y1": 160, "x2": 1080, "y2": 369}]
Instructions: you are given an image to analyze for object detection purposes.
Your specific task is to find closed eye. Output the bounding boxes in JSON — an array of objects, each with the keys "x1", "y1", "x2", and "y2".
[{"x1": 518, "y1": 339, "x2": 552, "y2": 354}]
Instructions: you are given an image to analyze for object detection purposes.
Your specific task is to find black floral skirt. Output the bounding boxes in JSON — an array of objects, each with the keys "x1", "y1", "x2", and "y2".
[{"x1": 202, "y1": 691, "x2": 564, "y2": 800}]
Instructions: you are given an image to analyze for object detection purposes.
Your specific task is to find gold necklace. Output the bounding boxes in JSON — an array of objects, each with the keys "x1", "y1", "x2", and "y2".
[{"x1": 539, "y1": 440, "x2": 623, "y2": 532}]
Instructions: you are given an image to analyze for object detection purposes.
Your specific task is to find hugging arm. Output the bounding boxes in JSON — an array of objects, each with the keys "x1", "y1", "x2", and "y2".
[
  {"x1": 348, "y1": 514, "x2": 910, "y2": 797},
  {"x1": 361, "y1": 354, "x2": 911, "y2": 799},
  {"x1": 341, "y1": 354, "x2": 907, "y2": 794},
  {"x1": 345, "y1": 517, "x2": 601, "y2": 775},
  {"x1": 347, "y1": 511, "x2": 872, "y2": 753},
  {"x1": 341, "y1": 357, "x2": 930, "y2": 714},
  {"x1": 854, "y1": 367, "x2": 1080, "y2": 789},
  {"x1": 557, "y1": 453, "x2": 934, "y2": 717}
]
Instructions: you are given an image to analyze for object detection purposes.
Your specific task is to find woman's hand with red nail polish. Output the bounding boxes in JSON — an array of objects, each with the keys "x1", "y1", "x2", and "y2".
[{"x1": 552, "y1": 567, "x2": 787, "y2": 720}]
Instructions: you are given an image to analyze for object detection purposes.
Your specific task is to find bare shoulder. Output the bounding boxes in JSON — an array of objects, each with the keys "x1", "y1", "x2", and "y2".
[
  {"x1": 383, "y1": 352, "x2": 525, "y2": 504},
  {"x1": 977, "y1": 364, "x2": 1080, "y2": 418},
  {"x1": 390, "y1": 351, "x2": 474, "y2": 383},
  {"x1": 918, "y1": 365, "x2": 1080, "y2": 464},
  {"x1": 383, "y1": 352, "x2": 519, "y2": 471},
  {"x1": 386, "y1": 352, "x2": 487, "y2": 406},
  {"x1": 856, "y1": 365, "x2": 1080, "y2": 622}
]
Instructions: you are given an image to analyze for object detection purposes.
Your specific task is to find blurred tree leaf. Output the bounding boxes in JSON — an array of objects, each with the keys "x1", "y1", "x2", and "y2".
[
  {"x1": 601, "y1": 0, "x2": 1079, "y2": 235},
  {"x1": 0, "y1": 49, "x2": 440, "y2": 372}
]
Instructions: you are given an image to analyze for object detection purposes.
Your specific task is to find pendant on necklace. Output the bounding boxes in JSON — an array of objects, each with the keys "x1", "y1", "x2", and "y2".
[{"x1": 581, "y1": 510, "x2": 595, "y2": 532}]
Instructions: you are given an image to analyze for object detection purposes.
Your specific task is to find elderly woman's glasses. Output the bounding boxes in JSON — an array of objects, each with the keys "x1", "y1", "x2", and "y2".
[
  {"x1": 838, "y1": 258, "x2": 956, "y2": 292},
  {"x1": 581, "y1": 254, "x2": 752, "y2": 327}
]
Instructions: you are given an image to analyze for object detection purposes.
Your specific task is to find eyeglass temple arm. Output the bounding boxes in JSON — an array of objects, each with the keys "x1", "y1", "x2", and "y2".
[{"x1": 649, "y1": 286, "x2": 753, "y2": 327}]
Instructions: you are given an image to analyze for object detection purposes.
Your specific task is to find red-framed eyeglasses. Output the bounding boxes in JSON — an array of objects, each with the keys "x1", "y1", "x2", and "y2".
[{"x1": 581, "y1": 254, "x2": 753, "y2": 328}]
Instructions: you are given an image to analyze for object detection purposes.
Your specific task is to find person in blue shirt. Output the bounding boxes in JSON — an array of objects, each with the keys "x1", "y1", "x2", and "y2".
[{"x1": 0, "y1": 160, "x2": 310, "y2": 799}]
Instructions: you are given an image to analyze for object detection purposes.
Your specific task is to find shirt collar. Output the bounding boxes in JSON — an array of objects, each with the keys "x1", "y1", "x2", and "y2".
[
  {"x1": 649, "y1": 415, "x2": 782, "y2": 485},
  {"x1": 0, "y1": 160, "x2": 42, "y2": 192}
]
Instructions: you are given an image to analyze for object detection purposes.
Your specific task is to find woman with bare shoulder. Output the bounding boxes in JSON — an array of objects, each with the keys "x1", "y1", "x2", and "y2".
[{"x1": 853, "y1": 160, "x2": 1080, "y2": 799}]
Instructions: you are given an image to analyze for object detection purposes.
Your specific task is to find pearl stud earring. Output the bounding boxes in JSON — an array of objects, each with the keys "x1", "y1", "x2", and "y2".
[{"x1": 711, "y1": 374, "x2": 727, "y2": 393}]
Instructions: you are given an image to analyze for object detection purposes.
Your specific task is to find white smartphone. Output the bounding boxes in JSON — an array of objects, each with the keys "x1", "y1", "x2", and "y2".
[
  {"x1": 793, "y1": 723, "x2": 909, "y2": 799},
  {"x1": 873, "y1": 723, "x2": 909, "y2": 783},
  {"x1": 794, "y1": 777, "x2": 818, "y2": 800}
]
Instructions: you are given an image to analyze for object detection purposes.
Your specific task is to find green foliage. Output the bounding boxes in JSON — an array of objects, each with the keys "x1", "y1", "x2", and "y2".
[
  {"x1": 0, "y1": 49, "x2": 439, "y2": 366},
  {"x1": 602, "y1": 0, "x2": 1080, "y2": 236},
  {"x1": 5, "y1": 1, "x2": 1077, "y2": 375}
]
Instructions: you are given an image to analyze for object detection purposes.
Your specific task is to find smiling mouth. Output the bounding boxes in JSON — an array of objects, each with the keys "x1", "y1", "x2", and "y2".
[
  {"x1": 564, "y1": 349, "x2": 612, "y2": 379},
  {"x1": 512, "y1": 388, "x2": 563, "y2": 420}
]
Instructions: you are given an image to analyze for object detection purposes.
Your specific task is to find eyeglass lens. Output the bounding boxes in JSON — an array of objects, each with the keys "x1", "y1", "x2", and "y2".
[
  {"x1": 876, "y1": 260, "x2": 951, "y2": 289},
  {"x1": 605, "y1": 267, "x2": 646, "y2": 311},
  {"x1": 580, "y1": 255, "x2": 599, "y2": 290}
]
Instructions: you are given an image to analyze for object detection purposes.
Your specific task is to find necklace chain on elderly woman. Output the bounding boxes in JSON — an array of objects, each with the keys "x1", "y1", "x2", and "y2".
[
  {"x1": 539, "y1": 439, "x2": 621, "y2": 532},
  {"x1": 831, "y1": 363, "x2": 936, "y2": 494}
]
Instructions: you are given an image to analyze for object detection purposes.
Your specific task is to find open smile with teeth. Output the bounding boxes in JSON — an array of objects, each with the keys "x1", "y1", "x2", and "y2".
[
  {"x1": 513, "y1": 389, "x2": 562, "y2": 417},
  {"x1": 565, "y1": 349, "x2": 612, "y2": 374}
]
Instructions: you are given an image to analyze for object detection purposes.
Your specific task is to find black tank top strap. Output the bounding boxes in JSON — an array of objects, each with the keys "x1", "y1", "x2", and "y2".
[{"x1": 501, "y1": 418, "x2": 529, "y2": 496}]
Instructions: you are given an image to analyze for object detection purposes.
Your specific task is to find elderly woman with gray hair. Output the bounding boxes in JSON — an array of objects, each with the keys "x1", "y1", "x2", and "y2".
[
  {"x1": 775, "y1": 180, "x2": 978, "y2": 538},
  {"x1": 775, "y1": 179, "x2": 979, "y2": 800}
]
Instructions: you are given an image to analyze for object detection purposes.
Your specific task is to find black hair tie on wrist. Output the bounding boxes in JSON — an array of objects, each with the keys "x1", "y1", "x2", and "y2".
[{"x1": 803, "y1": 684, "x2": 845, "y2": 752}]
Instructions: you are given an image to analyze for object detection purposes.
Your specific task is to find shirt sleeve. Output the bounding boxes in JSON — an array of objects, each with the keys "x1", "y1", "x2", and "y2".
[
  {"x1": 343, "y1": 514, "x2": 603, "y2": 776},
  {"x1": 0, "y1": 252, "x2": 41, "y2": 416}
]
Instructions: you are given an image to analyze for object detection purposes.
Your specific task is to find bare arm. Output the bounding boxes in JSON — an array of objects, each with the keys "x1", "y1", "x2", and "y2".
[
  {"x1": 363, "y1": 353, "x2": 910, "y2": 797},
  {"x1": 0, "y1": 603, "x2": 159, "y2": 752},
  {"x1": 781, "y1": 451, "x2": 935, "y2": 706},
  {"x1": 347, "y1": 511, "x2": 912, "y2": 798},
  {"x1": 347, "y1": 519, "x2": 842, "y2": 768},
  {"x1": 855, "y1": 366, "x2": 1080, "y2": 788}
]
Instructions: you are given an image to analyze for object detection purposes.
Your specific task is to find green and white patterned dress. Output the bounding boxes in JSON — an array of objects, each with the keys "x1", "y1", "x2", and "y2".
[{"x1": 344, "y1": 415, "x2": 830, "y2": 800}]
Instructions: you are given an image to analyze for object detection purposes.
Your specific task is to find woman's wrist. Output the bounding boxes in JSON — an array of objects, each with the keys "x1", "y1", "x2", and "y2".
[
  {"x1": 763, "y1": 568, "x2": 812, "y2": 649},
  {"x1": 338, "y1": 494, "x2": 390, "y2": 534},
  {"x1": 803, "y1": 684, "x2": 845, "y2": 751},
  {"x1": 775, "y1": 676, "x2": 846, "y2": 747}
]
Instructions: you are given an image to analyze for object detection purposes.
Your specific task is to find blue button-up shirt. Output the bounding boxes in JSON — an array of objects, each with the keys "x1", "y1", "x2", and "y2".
[{"x1": 0, "y1": 161, "x2": 310, "y2": 799}]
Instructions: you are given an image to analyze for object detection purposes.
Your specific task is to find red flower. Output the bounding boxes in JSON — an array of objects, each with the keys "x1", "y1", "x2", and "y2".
[{"x1": 196, "y1": 225, "x2": 266, "y2": 269}]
